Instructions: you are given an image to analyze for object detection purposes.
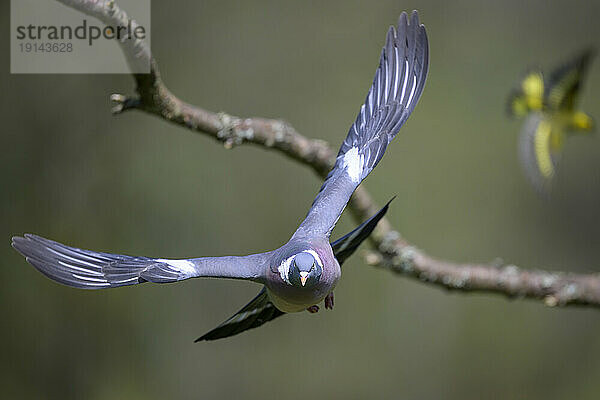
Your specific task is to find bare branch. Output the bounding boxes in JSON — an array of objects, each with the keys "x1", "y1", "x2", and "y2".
[{"x1": 56, "y1": 0, "x2": 600, "y2": 309}]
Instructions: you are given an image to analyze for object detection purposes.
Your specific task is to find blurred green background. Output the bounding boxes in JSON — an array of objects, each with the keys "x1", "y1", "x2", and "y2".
[{"x1": 2, "y1": 0, "x2": 600, "y2": 399}]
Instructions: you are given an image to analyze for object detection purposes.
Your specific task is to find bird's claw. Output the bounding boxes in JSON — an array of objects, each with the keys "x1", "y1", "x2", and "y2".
[
  {"x1": 324, "y1": 292, "x2": 334, "y2": 309},
  {"x1": 306, "y1": 305, "x2": 319, "y2": 313}
]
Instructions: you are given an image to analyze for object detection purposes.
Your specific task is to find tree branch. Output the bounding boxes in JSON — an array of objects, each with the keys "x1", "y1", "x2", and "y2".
[{"x1": 56, "y1": 0, "x2": 600, "y2": 309}]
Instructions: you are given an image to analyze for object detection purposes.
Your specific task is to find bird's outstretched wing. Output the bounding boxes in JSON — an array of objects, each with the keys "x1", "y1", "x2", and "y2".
[
  {"x1": 12, "y1": 234, "x2": 271, "y2": 289},
  {"x1": 331, "y1": 198, "x2": 392, "y2": 265},
  {"x1": 293, "y1": 11, "x2": 428, "y2": 238},
  {"x1": 518, "y1": 112, "x2": 563, "y2": 195},
  {"x1": 197, "y1": 202, "x2": 392, "y2": 341},
  {"x1": 196, "y1": 287, "x2": 284, "y2": 342},
  {"x1": 546, "y1": 49, "x2": 594, "y2": 112}
]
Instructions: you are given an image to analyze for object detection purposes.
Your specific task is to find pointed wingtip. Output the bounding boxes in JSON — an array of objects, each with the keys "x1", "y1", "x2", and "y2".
[
  {"x1": 579, "y1": 47, "x2": 596, "y2": 61},
  {"x1": 382, "y1": 196, "x2": 396, "y2": 210},
  {"x1": 579, "y1": 47, "x2": 596, "y2": 70},
  {"x1": 194, "y1": 330, "x2": 217, "y2": 342}
]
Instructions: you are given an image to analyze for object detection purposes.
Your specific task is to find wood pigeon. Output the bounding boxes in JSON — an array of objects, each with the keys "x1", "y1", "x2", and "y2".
[{"x1": 12, "y1": 11, "x2": 429, "y2": 341}]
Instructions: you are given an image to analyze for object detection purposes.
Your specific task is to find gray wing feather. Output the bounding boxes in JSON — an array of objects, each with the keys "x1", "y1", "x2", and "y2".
[
  {"x1": 294, "y1": 11, "x2": 428, "y2": 238},
  {"x1": 12, "y1": 234, "x2": 270, "y2": 289}
]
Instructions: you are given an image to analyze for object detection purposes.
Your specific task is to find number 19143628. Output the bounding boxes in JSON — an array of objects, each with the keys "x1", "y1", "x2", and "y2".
[{"x1": 19, "y1": 42, "x2": 73, "y2": 53}]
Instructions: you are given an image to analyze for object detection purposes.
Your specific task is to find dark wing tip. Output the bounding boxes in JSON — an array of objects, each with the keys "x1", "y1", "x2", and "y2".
[
  {"x1": 376, "y1": 196, "x2": 395, "y2": 218},
  {"x1": 567, "y1": 47, "x2": 595, "y2": 78},
  {"x1": 378, "y1": 196, "x2": 395, "y2": 214},
  {"x1": 575, "y1": 47, "x2": 595, "y2": 78},
  {"x1": 549, "y1": 48, "x2": 595, "y2": 87},
  {"x1": 331, "y1": 197, "x2": 395, "y2": 265},
  {"x1": 383, "y1": 196, "x2": 396, "y2": 211},
  {"x1": 195, "y1": 331, "x2": 223, "y2": 342},
  {"x1": 577, "y1": 47, "x2": 595, "y2": 64}
]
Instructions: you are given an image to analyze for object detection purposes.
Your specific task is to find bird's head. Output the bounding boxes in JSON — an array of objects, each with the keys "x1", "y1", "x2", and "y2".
[{"x1": 288, "y1": 251, "x2": 322, "y2": 289}]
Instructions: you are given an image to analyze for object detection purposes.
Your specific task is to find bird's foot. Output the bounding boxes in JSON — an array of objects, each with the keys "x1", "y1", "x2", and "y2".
[
  {"x1": 324, "y1": 292, "x2": 334, "y2": 310},
  {"x1": 306, "y1": 305, "x2": 320, "y2": 313}
]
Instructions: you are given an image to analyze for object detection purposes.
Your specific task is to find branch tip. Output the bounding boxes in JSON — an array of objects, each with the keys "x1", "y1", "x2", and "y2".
[{"x1": 110, "y1": 93, "x2": 140, "y2": 114}]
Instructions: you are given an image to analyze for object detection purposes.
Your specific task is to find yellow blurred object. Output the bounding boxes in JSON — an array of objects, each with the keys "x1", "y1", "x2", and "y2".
[
  {"x1": 571, "y1": 110, "x2": 594, "y2": 131},
  {"x1": 508, "y1": 71, "x2": 545, "y2": 116},
  {"x1": 508, "y1": 49, "x2": 595, "y2": 195}
]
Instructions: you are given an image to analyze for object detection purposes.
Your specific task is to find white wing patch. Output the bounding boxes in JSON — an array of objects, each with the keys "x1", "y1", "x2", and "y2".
[
  {"x1": 156, "y1": 258, "x2": 196, "y2": 279},
  {"x1": 342, "y1": 147, "x2": 364, "y2": 183},
  {"x1": 277, "y1": 255, "x2": 294, "y2": 284}
]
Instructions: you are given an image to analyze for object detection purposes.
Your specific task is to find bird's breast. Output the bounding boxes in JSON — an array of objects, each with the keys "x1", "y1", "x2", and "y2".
[{"x1": 267, "y1": 290, "x2": 313, "y2": 313}]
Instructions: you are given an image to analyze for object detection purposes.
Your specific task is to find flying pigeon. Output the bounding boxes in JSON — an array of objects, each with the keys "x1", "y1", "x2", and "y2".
[
  {"x1": 12, "y1": 11, "x2": 429, "y2": 341},
  {"x1": 507, "y1": 49, "x2": 595, "y2": 194}
]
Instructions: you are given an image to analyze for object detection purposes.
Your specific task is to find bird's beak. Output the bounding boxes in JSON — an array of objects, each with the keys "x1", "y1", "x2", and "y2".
[{"x1": 299, "y1": 271, "x2": 309, "y2": 286}]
